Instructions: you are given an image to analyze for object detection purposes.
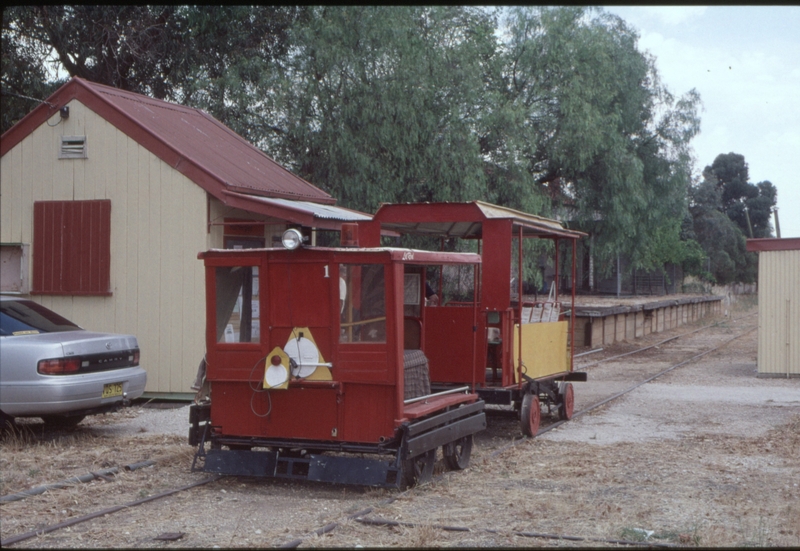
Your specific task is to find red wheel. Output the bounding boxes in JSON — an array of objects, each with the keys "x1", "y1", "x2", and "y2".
[
  {"x1": 520, "y1": 394, "x2": 541, "y2": 437},
  {"x1": 559, "y1": 382, "x2": 574, "y2": 421}
]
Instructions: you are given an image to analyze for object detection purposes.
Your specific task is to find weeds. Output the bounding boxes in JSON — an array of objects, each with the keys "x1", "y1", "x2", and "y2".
[
  {"x1": 620, "y1": 524, "x2": 702, "y2": 546},
  {"x1": 619, "y1": 527, "x2": 651, "y2": 542},
  {"x1": 738, "y1": 516, "x2": 771, "y2": 547},
  {"x1": 407, "y1": 523, "x2": 439, "y2": 548},
  {"x1": 732, "y1": 294, "x2": 758, "y2": 312}
]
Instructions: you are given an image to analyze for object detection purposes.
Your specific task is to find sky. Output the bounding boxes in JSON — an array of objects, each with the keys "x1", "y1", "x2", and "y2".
[{"x1": 603, "y1": 5, "x2": 800, "y2": 238}]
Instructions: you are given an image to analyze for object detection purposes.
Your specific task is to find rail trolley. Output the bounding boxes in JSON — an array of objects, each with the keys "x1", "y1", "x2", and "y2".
[
  {"x1": 356, "y1": 201, "x2": 587, "y2": 436},
  {"x1": 188, "y1": 230, "x2": 487, "y2": 488}
]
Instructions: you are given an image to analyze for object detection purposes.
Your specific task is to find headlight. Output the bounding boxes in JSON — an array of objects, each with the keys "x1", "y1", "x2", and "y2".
[{"x1": 281, "y1": 228, "x2": 303, "y2": 250}]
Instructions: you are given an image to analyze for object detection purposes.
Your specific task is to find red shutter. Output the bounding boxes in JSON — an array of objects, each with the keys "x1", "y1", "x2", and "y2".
[{"x1": 32, "y1": 200, "x2": 111, "y2": 295}]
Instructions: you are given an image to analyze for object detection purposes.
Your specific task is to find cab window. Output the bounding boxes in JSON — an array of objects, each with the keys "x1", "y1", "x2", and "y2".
[
  {"x1": 215, "y1": 266, "x2": 260, "y2": 343},
  {"x1": 339, "y1": 264, "x2": 386, "y2": 343}
]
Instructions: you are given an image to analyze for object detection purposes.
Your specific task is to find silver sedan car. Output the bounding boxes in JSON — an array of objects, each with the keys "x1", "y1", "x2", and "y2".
[{"x1": 0, "y1": 296, "x2": 147, "y2": 428}]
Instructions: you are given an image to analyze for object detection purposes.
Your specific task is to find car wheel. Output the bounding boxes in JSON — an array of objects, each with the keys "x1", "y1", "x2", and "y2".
[{"x1": 41, "y1": 415, "x2": 86, "y2": 428}]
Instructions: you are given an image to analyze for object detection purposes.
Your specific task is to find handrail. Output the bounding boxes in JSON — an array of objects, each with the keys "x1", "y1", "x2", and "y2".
[{"x1": 403, "y1": 385, "x2": 470, "y2": 405}]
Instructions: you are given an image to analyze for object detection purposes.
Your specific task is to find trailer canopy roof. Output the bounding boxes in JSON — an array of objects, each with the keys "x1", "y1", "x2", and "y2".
[{"x1": 371, "y1": 201, "x2": 586, "y2": 240}]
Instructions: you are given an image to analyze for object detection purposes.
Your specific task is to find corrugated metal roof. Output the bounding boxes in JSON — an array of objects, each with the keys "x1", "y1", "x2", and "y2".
[
  {"x1": 1, "y1": 77, "x2": 335, "y2": 205},
  {"x1": 264, "y1": 197, "x2": 370, "y2": 221},
  {"x1": 373, "y1": 201, "x2": 586, "y2": 239},
  {"x1": 225, "y1": 192, "x2": 371, "y2": 224}
]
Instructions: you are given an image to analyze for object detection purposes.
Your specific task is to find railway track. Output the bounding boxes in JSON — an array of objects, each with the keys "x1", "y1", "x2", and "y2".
[{"x1": 1, "y1": 312, "x2": 759, "y2": 548}]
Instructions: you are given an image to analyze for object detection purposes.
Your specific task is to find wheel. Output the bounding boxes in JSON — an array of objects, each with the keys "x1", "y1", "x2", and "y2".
[
  {"x1": 401, "y1": 449, "x2": 436, "y2": 488},
  {"x1": 443, "y1": 434, "x2": 473, "y2": 471},
  {"x1": 41, "y1": 415, "x2": 85, "y2": 428},
  {"x1": 558, "y1": 382, "x2": 575, "y2": 421},
  {"x1": 519, "y1": 394, "x2": 540, "y2": 437}
]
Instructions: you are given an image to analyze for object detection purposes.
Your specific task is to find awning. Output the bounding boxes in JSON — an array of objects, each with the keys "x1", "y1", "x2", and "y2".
[
  {"x1": 222, "y1": 191, "x2": 372, "y2": 231},
  {"x1": 372, "y1": 200, "x2": 586, "y2": 240}
]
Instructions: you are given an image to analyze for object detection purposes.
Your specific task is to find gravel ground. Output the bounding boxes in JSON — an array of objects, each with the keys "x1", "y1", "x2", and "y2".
[{"x1": 79, "y1": 402, "x2": 191, "y2": 439}]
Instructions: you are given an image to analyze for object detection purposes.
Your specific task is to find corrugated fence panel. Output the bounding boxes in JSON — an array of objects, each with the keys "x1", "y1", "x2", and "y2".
[{"x1": 758, "y1": 250, "x2": 800, "y2": 375}]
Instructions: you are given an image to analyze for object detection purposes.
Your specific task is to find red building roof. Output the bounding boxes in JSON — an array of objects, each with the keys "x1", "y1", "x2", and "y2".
[{"x1": 1, "y1": 77, "x2": 336, "y2": 206}]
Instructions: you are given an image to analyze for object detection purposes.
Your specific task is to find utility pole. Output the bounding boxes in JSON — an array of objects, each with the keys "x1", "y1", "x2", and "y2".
[
  {"x1": 773, "y1": 207, "x2": 781, "y2": 238},
  {"x1": 744, "y1": 204, "x2": 754, "y2": 238}
]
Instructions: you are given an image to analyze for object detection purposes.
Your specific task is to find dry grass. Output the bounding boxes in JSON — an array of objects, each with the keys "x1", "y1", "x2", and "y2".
[
  {"x1": 306, "y1": 419, "x2": 798, "y2": 548},
  {"x1": 0, "y1": 426, "x2": 197, "y2": 545}
]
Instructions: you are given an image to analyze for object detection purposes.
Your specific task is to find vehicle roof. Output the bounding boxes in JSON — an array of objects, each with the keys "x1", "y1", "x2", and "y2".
[
  {"x1": 371, "y1": 200, "x2": 586, "y2": 240},
  {"x1": 198, "y1": 246, "x2": 482, "y2": 265}
]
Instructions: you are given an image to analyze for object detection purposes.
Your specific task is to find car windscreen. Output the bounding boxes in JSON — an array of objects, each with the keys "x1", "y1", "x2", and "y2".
[{"x1": 0, "y1": 300, "x2": 82, "y2": 336}]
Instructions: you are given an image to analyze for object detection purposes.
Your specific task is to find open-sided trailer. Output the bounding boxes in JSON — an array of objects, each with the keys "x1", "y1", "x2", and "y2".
[
  {"x1": 357, "y1": 201, "x2": 587, "y2": 436},
  {"x1": 189, "y1": 233, "x2": 486, "y2": 488}
]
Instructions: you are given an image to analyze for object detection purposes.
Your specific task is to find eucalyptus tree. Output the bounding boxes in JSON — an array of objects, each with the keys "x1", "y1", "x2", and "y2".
[
  {"x1": 2, "y1": 6, "x2": 183, "y2": 102},
  {"x1": 268, "y1": 6, "x2": 506, "y2": 213},
  {"x1": 688, "y1": 172, "x2": 753, "y2": 284},
  {"x1": 687, "y1": 152, "x2": 777, "y2": 284},
  {"x1": 1, "y1": 6, "x2": 61, "y2": 132},
  {"x1": 500, "y1": 6, "x2": 702, "y2": 276},
  {"x1": 703, "y1": 152, "x2": 776, "y2": 238},
  {"x1": 0, "y1": 5, "x2": 303, "y2": 138}
]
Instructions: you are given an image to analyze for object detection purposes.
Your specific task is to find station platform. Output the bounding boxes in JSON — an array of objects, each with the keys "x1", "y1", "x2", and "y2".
[{"x1": 569, "y1": 294, "x2": 724, "y2": 349}]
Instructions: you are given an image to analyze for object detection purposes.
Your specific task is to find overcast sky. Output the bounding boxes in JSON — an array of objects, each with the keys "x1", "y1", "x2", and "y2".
[{"x1": 603, "y1": 5, "x2": 800, "y2": 238}]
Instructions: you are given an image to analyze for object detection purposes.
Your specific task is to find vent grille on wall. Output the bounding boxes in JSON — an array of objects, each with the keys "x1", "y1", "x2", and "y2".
[{"x1": 59, "y1": 136, "x2": 87, "y2": 159}]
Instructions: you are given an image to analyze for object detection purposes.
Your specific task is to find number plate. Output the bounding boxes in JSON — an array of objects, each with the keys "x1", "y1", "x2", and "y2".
[{"x1": 102, "y1": 382, "x2": 123, "y2": 398}]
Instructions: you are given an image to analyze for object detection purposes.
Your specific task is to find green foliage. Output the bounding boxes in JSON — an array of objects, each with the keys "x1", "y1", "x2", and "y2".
[
  {"x1": 267, "y1": 6, "x2": 503, "y2": 214},
  {"x1": 703, "y1": 153, "x2": 776, "y2": 238},
  {"x1": 3, "y1": 6, "x2": 184, "y2": 101},
  {"x1": 175, "y1": 6, "x2": 306, "y2": 146},
  {"x1": 501, "y1": 7, "x2": 701, "y2": 274},
  {"x1": 688, "y1": 152, "x2": 773, "y2": 283},
  {"x1": 1, "y1": 6, "x2": 303, "y2": 136},
  {"x1": 1, "y1": 7, "x2": 66, "y2": 131},
  {"x1": 689, "y1": 173, "x2": 756, "y2": 284}
]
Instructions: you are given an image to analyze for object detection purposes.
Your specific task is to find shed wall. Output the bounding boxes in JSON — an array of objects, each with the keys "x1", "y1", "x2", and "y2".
[
  {"x1": 1, "y1": 100, "x2": 209, "y2": 393},
  {"x1": 757, "y1": 249, "x2": 800, "y2": 376}
]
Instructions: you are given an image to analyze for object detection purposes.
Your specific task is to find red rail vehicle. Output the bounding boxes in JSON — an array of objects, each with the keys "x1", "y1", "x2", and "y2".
[
  {"x1": 357, "y1": 201, "x2": 587, "y2": 436},
  {"x1": 189, "y1": 228, "x2": 486, "y2": 488}
]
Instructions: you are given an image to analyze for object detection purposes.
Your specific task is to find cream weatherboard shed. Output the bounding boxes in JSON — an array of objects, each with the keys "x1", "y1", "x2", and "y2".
[
  {"x1": 1, "y1": 77, "x2": 369, "y2": 396},
  {"x1": 746, "y1": 237, "x2": 800, "y2": 378}
]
